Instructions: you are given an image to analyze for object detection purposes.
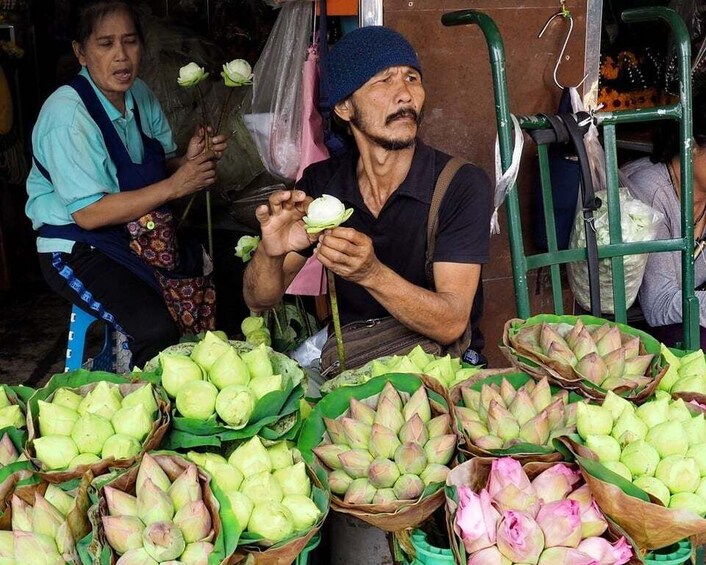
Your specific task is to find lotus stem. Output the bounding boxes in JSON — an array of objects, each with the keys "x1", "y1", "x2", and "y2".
[
  {"x1": 178, "y1": 194, "x2": 197, "y2": 227},
  {"x1": 206, "y1": 189, "x2": 213, "y2": 258},
  {"x1": 215, "y1": 89, "x2": 234, "y2": 136},
  {"x1": 195, "y1": 84, "x2": 211, "y2": 152},
  {"x1": 328, "y1": 269, "x2": 346, "y2": 372}
]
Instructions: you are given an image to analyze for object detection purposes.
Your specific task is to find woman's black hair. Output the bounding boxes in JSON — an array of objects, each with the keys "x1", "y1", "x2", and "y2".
[
  {"x1": 72, "y1": 0, "x2": 144, "y2": 46},
  {"x1": 652, "y1": 75, "x2": 706, "y2": 163}
]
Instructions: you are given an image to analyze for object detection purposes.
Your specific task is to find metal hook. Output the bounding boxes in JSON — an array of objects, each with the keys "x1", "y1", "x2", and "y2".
[{"x1": 538, "y1": 7, "x2": 589, "y2": 90}]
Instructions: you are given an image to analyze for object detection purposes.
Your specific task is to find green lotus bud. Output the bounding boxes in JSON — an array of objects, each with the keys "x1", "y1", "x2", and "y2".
[
  {"x1": 229, "y1": 436, "x2": 272, "y2": 476},
  {"x1": 102, "y1": 434, "x2": 141, "y2": 461},
  {"x1": 0, "y1": 433, "x2": 18, "y2": 466},
  {"x1": 324, "y1": 417, "x2": 348, "y2": 445},
  {"x1": 241, "y1": 344, "x2": 274, "y2": 380},
  {"x1": 174, "y1": 500, "x2": 211, "y2": 543},
  {"x1": 479, "y1": 384, "x2": 506, "y2": 419},
  {"x1": 225, "y1": 491, "x2": 253, "y2": 530},
  {"x1": 349, "y1": 398, "x2": 376, "y2": 425},
  {"x1": 633, "y1": 475, "x2": 671, "y2": 506},
  {"x1": 585, "y1": 435, "x2": 621, "y2": 463},
  {"x1": 646, "y1": 421, "x2": 689, "y2": 458},
  {"x1": 679, "y1": 349, "x2": 706, "y2": 376},
  {"x1": 103, "y1": 515, "x2": 144, "y2": 555},
  {"x1": 44, "y1": 485, "x2": 74, "y2": 518},
  {"x1": 0, "y1": 387, "x2": 10, "y2": 410},
  {"x1": 393, "y1": 474, "x2": 424, "y2": 501},
  {"x1": 373, "y1": 398, "x2": 405, "y2": 435},
  {"x1": 34, "y1": 435, "x2": 78, "y2": 470},
  {"x1": 31, "y1": 492, "x2": 63, "y2": 539},
  {"x1": 142, "y1": 521, "x2": 186, "y2": 562},
  {"x1": 463, "y1": 420, "x2": 489, "y2": 442},
  {"x1": 403, "y1": 387, "x2": 431, "y2": 423},
  {"x1": 697, "y1": 477, "x2": 706, "y2": 500},
  {"x1": 370, "y1": 359, "x2": 391, "y2": 378},
  {"x1": 601, "y1": 390, "x2": 633, "y2": 421},
  {"x1": 138, "y1": 478, "x2": 175, "y2": 525},
  {"x1": 0, "y1": 405, "x2": 24, "y2": 429},
  {"x1": 408, "y1": 345, "x2": 433, "y2": 371},
  {"x1": 371, "y1": 488, "x2": 396, "y2": 505},
  {"x1": 186, "y1": 451, "x2": 226, "y2": 468},
  {"x1": 623, "y1": 354, "x2": 653, "y2": 376},
  {"x1": 540, "y1": 322, "x2": 571, "y2": 352},
  {"x1": 304, "y1": 194, "x2": 354, "y2": 233},
  {"x1": 620, "y1": 439, "x2": 660, "y2": 477},
  {"x1": 190, "y1": 331, "x2": 231, "y2": 372},
  {"x1": 390, "y1": 356, "x2": 420, "y2": 374},
  {"x1": 575, "y1": 353, "x2": 608, "y2": 385},
  {"x1": 487, "y1": 401, "x2": 519, "y2": 442},
  {"x1": 576, "y1": 403, "x2": 613, "y2": 439},
  {"x1": 52, "y1": 388, "x2": 83, "y2": 412},
  {"x1": 671, "y1": 375, "x2": 706, "y2": 395},
  {"x1": 208, "y1": 347, "x2": 250, "y2": 391},
  {"x1": 508, "y1": 389, "x2": 537, "y2": 426},
  {"x1": 328, "y1": 469, "x2": 353, "y2": 495},
  {"x1": 656, "y1": 455, "x2": 700, "y2": 494},
  {"x1": 273, "y1": 462, "x2": 311, "y2": 497},
  {"x1": 241, "y1": 316, "x2": 264, "y2": 336},
  {"x1": 343, "y1": 478, "x2": 377, "y2": 504},
  {"x1": 78, "y1": 381, "x2": 122, "y2": 420},
  {"x1": 71, "y1": 412, "x2": 114, "y2": 455},
  {"x1": 14, "y1": 531, "x2": 63, "y2": 565},
  {"x1": 168, "y1": 465, "x2": 200, "y2": 511},
  {"x1": 176, "y1": 380, "x2": 218, "y2": 420},
  {"x1": 475, "y1": 435, "x2": 504, "y2": 450},
  {"x1": 340, "y1": 418, "x2": 372, "y2": 450},
  {"x1": 565, "y1": 319, "x2": 586, "y2": 349},
  {"x1": 684, "y1": 415, "x2": 706, "y2": 447},
  {"x1": 0, "y1": 530, "x2": 13, "y2": 560},
  {"x1": 602, "y1": 461, "x2": 633, "y2": 482},
  {"x1": 636, "y1": 397, "x2": 670, "y2": 428},
  {"x1": 105, "y1": 486, "x2": 138, "y2": 517},
  {"x1": 38, "y1": 400, "x2": 78, "y2": 437},
  {"x1": 461, "y1": 388, "x2": 481, "y2": 412},
  {"x1": 546, "y1": 340, "x2": 578, "y2": 366},
  {"x1": 455, "y1": 406, "x2": 480, "y2": 427},
  {"x1": 594, "y1": 326, "x2": 621, "y2": 356},
  {"x1": 207, "y1": 461, "x2": 244, "y2": 493},
  {"x1": 572, "y1": 327, "x2": 599, "y2": 360},
  {"x1": 112, "y1": 404, "x2": 153, "y2": 442},
  {"x1": 137, "y1": 453, "x2": 172, "y2": 493},
  {"x1": 424, "y1": 434, "x2": 455, "y2": 465},
  {"x1": 518, "y1": 411, "x2": 550, "y2": 446},
  {"x1": 247, "y1": 502, "x2": 294, "y2": 542},
  {"x1": 688, "y1": 444, "x2": 706, "y2": 477},
  {"x1": 658, "y1": 363, "x2": 681, "y2": 393},
  {"x1": 338, "y1": 449, "x2": 373, "y2": 479},
  {"x1": 611, "y1": 409, "x2": 648, "y2": 446},
  {"x1": 282, "y1": 494, "x2": 321, "y2": 531},
  {"x1": 265, "y1": 442, "x2": 294, "y2": 471},
  {"x1": 248, "y1": 373, "x2": 283, "y2": 400},
  {"x1": 423, "y1": 356, "x2": 455, "y2": 386},
  {"x1": 214, "y1": 385, "x2": 255, "y2": 429},
  {"x1": 121, "y1": 384, "x2": 158, "y2": 416},
  {"x1": 313, "y1": 444, "x2": 348, "y2": 470},
  {"x1": 241, "y1": 470, "x2": 284, "y2": 504},
  {"x1": 160, "y1": 354, "x2": 203, "y2": 398},
  {"x1": 399, "y1": 414, "x2": 429, "y2": 445},
  {"x1": 180, "y1": 541, "x2": 214, "y2": 565},
  {"x1": 69, "y1": 453, "x2": 100, "y2": 468},
  {"x1": 602, "y1": 347, "x2": 627, "y2": 382},
  {"x1": 394, "y1": 443, "x2": 427, "y2": 475},
  {"x1": 668, "y1": 492, "x2": 706, "y2": 515},
  {"x1": 367, "y1": 458, "x2": 401, "y2": 489},
  {"x1": 542, "y1": 399, "x2": 566, "y2": 429},
  {"x1": 420, "y1": 463, "x2": 450, "y2": 486},
  {"x1": 11, "y1": 495, "x2": 32, "y2": 532},
  {"x1": 115, "y1": 547, "x2": 158, "y2": 565},
  {"x1": 669, "y1": 398, "x2": 694, "y2": 422},
  {"x1": 366, "y1": 425, "x2": 399, "y2": 461},
  {"x1": 427, "y1": 414, "x2": 451, "y2": 439}
]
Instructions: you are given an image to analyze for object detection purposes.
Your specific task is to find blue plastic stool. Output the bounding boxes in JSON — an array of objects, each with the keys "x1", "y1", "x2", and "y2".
[{"x1": 65, "y1": 305, "x2": 117, "y2": 372}]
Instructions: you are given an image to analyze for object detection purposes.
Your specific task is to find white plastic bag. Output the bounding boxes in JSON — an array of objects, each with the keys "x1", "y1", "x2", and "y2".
[{"x1": 567, "y1": 187, "x2": 663, "y2": 314}]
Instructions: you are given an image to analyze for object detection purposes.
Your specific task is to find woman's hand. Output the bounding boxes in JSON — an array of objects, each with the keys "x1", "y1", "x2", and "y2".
[
  {"x1": 186, "y1": 126, "x2": 229, "y2": 161},
  {"x1": 170, "y1": 151, "x2": 217, "y2": 198}
]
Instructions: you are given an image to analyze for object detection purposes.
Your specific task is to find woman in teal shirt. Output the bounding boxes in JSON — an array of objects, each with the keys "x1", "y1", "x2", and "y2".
[{"x1": 26, "y1": 0, "x2": 227, "y2": 367}]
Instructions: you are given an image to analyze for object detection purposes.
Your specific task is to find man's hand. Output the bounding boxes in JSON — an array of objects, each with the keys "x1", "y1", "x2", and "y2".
[
  {"x1": 315, "y1": 227, "x2": 381, "y2": 285},
  {"x1": 255, "y1": 190, "x2": 314, "y2": 258}
]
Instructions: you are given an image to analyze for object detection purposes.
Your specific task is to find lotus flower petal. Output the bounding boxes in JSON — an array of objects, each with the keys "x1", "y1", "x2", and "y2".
[
  {"x1": 574, "y1": 353, "x2": 609, "y2": 385},
  {"x1": 137, "y1": 479, "x2": 175, "y2": 525},
  {"x1": 462, "y1": 388, "x2": 481, "y2": 412},
  {"x1": 324, "y1": 417, "x2": 348, "y2": 445},
  {"x1": 180, "y1": 541, "x2": 214, "y2": 565},
  {"x1": 424, "y1": 434, "x2": 455, "y2": 465},
  {"x1": 373, "y1": 398, "x2": 405, "y2": 435},
  {"x1": 392, "y1": 474, "x2": 424, "y2": 500},
  {"x1": 240, "y1": 470, "x2": 283, "y2": 504},
  {"x1": 142, "y1": 521, "x2": 186, "y2": 562},
  {"x1": 343, "y1": 478, "x2": 377, "y2": 504},
  {"x1": 636, "y1": 397, "x2": 670, "y2": 428},
  {"x1": 402, "y1": 387, "x2": 432, "y2": 423},
  {"x1": 427, "y1": 415, "x2": 451, "y2": 439},
  {"x1": 572, "y1": 328, "x2": 599, "y2": 360},
  {"x1": 105, "y1": 486, "x2": 138, "y2": 517},
  {"x1": 496, "y1": 510, "x2": 545, "y2": 564},
  {"x1": 116, "y1": 547, "x2": 159, "y2": 565},
  {"x1": 499, "y1": 379, "x2": 517, "y2": 407},
  {"x1": 393, "y1": 443, "x2": 427, "y2": 475},
  {"x1": 328, "y1": 469, "x2": 353, "y2": 495},
  {"x1": 11, "y1": 494, "x2": 32, "y2": 532},
  {"x1": 121, "y1": 384, "x2": 158, "y2": 415},
  {"x1": 369, "y1": 424, "x2": 401, "y2": 459},
  {"x1": 372, "y1": 488, "x2": 397, "y2": 504},
  {"x1": 620, "y1": 439, "x2": 660, "y2": 477},
  {"x1": 378, "y1": 382, "x2": 403, "y2": 411},
  {"x1": 475, "y1": 435, "x2": 504, "y2": 450},
  {"x1": 420, "y1": 463, "x2": 450, "y2": 485},
  {"x1": 225, "y1": 491, "x2": 253, "y2": 531},
  {"x1": 340, "y1": 417, "x2": 372, "y2": 450},
  {"x1": 531, "y1": 463, "x2": 581, "y2": 504},
  {"x1": 228, "y1": 436, "x2": 272, "y2": 476},
  {"x1": 565, "y1": 319, "x2": 585, "y2": 349},
  {"x1": 509, "y1": 389, "x2": 537, "y2": 426},
  {"x1": 398, "y1": 414, "x2": 429, "y2": 445},
  {"x1": 137, "y1": 453, "x2": 171, "y2": 493},
  {"x1": 103, "y1": 515, "x2": 144, "y2": 555},
  {"x1": 31, "y1": 492, "x2": 64, "y2": 539},
  {"x1": 488, "y1": 458, "x2": 540, "y2": 517},
  {"x1": 595, "y1": 327, "x2": 622, "y2": 356},
  {"x1": 174, "y1": 500, "x2": 211, "y2": 543},
  {"x1": 463, "y1": 420, "x2": 490, "y2": 442},
  {"x1": 273, "y1": 461, "x2": 311, "y2": 497},
  {"x1": 487, "y1": 401, "x2": 519, "y2": 442},
  {"x1": 623, "y1": 354, "x2": 654, "y2": 376},
  {"x1": 543, "y1": 398, "x2": 566, "y2": 429},
  {"x1": 314, "y1": 444, "x2": 349, "y2": 470},
  {"x1": 168, "y1": 465, "x2": 201, "y2": 511},
  {"x1": 14, "y1": 531, "x2": 63, "y2": 565},
  {"x1": 338, "y1": 449, "x2": 374, "y2": 479},
  {"x1": 0, "y1": 433, "x2": 18, "y2": 467},
  {"x1": 519, "y1": 411, "x2": 550, "y2": 446},
  {"x1": 455, "y1": 487, "x2": 500, "y2": 554},
  {"x1": 348, "y1": 398, "x2": 375, "y2": 425},
  {"x1": 568, "y1": 486, "x2": 608, "y2": 538},
  {"x1": 537, "y1": 547, "x2": 599, "y2": 565},
  {"x1": 576, "y1": 536, "x2": 633, "y2": 565},
  {"x1": 44, "y1": 484, "x2": 74, "y2": 517},
  {"x1": 368, "y1": 458, "x2": 401, "y2": 489},
  {"x1": 468, "y1": 546, "x2": 512, "y2": 565},
  {"x1": 576, "y1": 403, "x2": 613, "y2": 439},
  {"x1": 535, "y1": 499, "x2": 582, "y2": 548},
  {"x1": 611, "y1": 410, "x2": 648, "y2": 445}
]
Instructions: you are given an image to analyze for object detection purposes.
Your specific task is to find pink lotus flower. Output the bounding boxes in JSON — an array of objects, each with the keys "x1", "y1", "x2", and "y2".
[
  {"x1": 535, "y1": 499, "x2": 582, "y2": 548},
  {"x1": 467, "y1": 546, "x2": 511, "y2": 564},
  {"x1": 567, "y1": 485, "x2": 608, "y2": 538},
  {"x1": 531, "y1": 463, "x2": 582, "y2": 504},
  {"x1": 496, "y1": 510, "x2": 545, "y2": 565},
  {"x1": 456, "y1": 487, "x2": 500, "y2": 554},
  {"x1": 577, "y1": 536, "x2": 633, "y2": 565},
  {"x1": 537, "y1": 547, "x2": 600, "y2": 564},
  {"x1": 487, "y1": 457, "x2": 540, "y2": 517}
]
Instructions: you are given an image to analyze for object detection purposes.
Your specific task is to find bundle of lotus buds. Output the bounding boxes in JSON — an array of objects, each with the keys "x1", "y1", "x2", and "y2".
[
  {"x1": 314, "y1": 382, "x2": 456, "y2": 505},
  {"x1": 510, "y1": 319, "x2": 655, "y2": 392},
  {"x1": 455, "y1": 377, "x2": 579, "y2": 451},
  {"x1": 453, "y1": 458, "x2": 633, "y2": 565},
  {"x1": 100, "y1": 453, "x2": 216, "y2": 564},
  {"x1": 0, "y1": 388, "x2": 24, "y2": 430},
  {"x1": 1, "y1": 484, "x2": 83, "y2": 564},
  {"x1": 30, "y1": 382, "x2": 162, "y2": 471},
  {"x1": 159, "y1": 332, "x2": 291, "y2": 429},
  {"x1": 188, "y1": 437, "x2": 322, "y2": 544}
]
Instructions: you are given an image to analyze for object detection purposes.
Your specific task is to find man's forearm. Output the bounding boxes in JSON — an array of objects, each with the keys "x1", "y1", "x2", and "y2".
[{"x1": 243, "y1": 251, "x2": 287, "y2": 312}]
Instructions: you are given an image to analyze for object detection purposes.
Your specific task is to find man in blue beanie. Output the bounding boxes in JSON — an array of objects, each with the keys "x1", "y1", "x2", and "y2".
[{"x1": 244, "y1": 26, "x2": 491, "y2": 374}]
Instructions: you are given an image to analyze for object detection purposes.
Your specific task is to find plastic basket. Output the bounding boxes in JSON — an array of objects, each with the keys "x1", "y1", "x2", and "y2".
[
  {"x1": 296, "y1": 532, "x2": 321, "y2": 565},
  {"x1": 644, "y1": 539, "x2": 692, "y2": 565},
  {"x1": 401, "y1": 530, "x2": 455, "y2": 565}
]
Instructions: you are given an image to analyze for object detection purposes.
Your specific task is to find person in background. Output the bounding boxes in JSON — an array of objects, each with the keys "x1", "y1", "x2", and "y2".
[
  {"x1": 622, "y1": 81, "x2": 706, "y2": 347},
  {"x1": 25, "y1": 0, "x2": 228, "y2": 368},
  {"x1": 244, "y1": 26, "x2": 491, "y2": 373}
]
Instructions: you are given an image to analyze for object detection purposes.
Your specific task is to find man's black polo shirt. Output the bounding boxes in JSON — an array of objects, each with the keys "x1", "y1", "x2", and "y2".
[{"x1": 296, "y1": 139, "x2": 491, "y2": 326}]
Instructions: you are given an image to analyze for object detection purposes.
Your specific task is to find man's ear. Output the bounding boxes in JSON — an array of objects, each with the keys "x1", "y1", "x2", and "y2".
[
  {"x1": 72, "y1": 41, "x2": 86, "y2": 66},
  {"x1": 333, "y1": 99, "x2": 352, "y2": 123}
]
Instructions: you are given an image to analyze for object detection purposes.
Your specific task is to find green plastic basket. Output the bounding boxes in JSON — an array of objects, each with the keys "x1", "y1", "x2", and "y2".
[
  {"x1": 296, "y1": 533, "x2": 322, "y2": 565},
  {"x1": 644, "y1": 539, "x2": 692, "y2": 565},
  {"x1": 401, "y1": 530, "x2": 455, "y2": 565}
]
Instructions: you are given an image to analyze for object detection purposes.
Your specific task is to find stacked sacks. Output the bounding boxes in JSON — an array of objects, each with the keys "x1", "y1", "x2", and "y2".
[
  {"x1": 26, "y1": 377, "x2": 169, "y2": 476},
  {"x1": 95, "y1": 453, "x2": 222, "y2": 565}
]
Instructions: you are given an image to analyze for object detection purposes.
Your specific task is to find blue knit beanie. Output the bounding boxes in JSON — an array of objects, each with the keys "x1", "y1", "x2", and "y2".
[{"x1": 327, "y1": 26, "x2": 422, "y2": 107}]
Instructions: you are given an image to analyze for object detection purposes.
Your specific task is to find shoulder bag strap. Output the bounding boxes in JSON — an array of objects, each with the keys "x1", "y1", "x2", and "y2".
[{"x1": 425, "y1": 156, "x2": 466, "y2": 288}]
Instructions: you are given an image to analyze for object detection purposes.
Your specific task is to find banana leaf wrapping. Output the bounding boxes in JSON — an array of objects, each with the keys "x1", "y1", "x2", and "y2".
[
  {"x1": 144, "y1": 341, "x2": 305, "y2": 450},
  {"x1": 450, "y1": 368, "x2": 584, "y2": 462},
  {"x1": 0, "y1": 470, "x2": 92, "y2": 564},
  {"x1": 558, "y1": 436, "x2": 706, "y2": 552},
  {"x1": 298, "y1": 374, "x2": 457, "y2": 533},
  {"x1": 444, "y1": 456, "x2": 644, "y2": 564},
  {"x1": 87, "y1": 451, "x2": 229, "y2": 565},
  {"x1": 25, "y1": 370, "x2": 171, "y2": 482},
  {"x1": 500, "y1": 315, "x2": 666, "y2": 402}
]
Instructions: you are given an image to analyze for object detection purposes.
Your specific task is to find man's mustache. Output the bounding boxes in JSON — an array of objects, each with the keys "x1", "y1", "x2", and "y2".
[{"x1": 386, "y1": 108, "x2": 420, "y2": 125}]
